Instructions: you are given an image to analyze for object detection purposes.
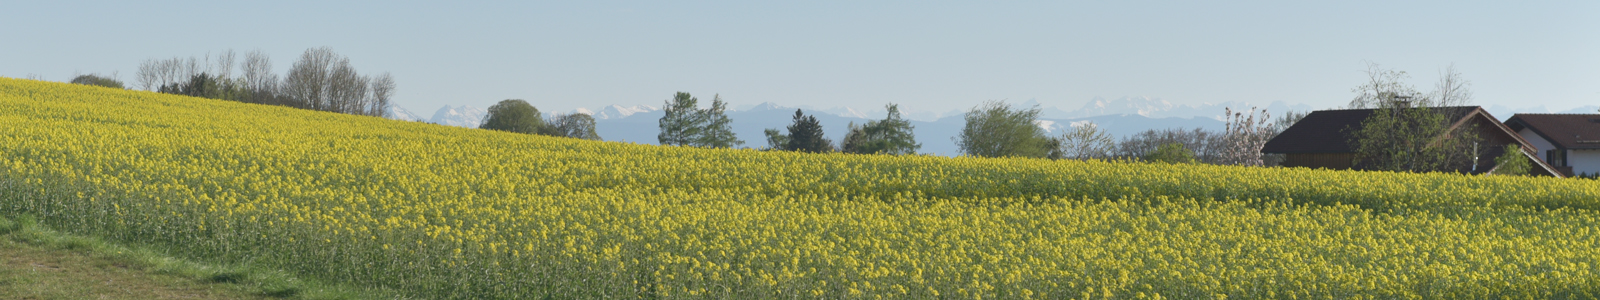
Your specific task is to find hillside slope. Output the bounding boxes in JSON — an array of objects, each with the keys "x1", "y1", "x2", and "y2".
[{"x1": 3, "y1": 78, "x2": 1600, "y2": 298}]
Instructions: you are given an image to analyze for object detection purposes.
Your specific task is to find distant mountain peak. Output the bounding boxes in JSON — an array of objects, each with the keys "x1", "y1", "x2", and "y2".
[
  {"x1": 387, "y1": 106, "x2": 424, "y2": 122},
  {"x1": 430, "y1": 105, "x2": 486, "y2": 128},
  {"x1": 583, "y1": 104, "x2": 658, "y2": 120},
  {"x1": 821, "y1": 106, "x2": 870, "y2": 119},
  {"x1": 1075, "y1": 96, "x2": 1176, "y2": 117},
  {"x1": 749, "y1": 102, "x2": 786, "y2": 111}
]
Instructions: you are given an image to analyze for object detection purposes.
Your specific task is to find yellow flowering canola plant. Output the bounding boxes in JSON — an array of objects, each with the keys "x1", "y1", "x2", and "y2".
[{"x1": 3, "y1": 77, "x2": 1600, "y2": 299}]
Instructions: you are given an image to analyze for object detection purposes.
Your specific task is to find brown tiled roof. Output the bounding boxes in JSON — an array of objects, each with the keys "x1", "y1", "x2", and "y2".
[
  {"x1": 1261, "y1": 107, "x2": 1478, "y2": 154},
  {"x1": 1504, "y1": 114, "x2": 1600, "y2": 150}
]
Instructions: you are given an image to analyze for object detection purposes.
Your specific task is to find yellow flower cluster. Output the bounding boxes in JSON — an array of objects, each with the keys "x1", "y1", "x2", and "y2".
[{"x1": 2, "y1": 77, "x2": 1599, "y2": 299}]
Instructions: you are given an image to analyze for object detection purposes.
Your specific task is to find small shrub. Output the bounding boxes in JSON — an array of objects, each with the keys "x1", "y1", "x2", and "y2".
[
  {"x1": 70, "y1": 74, "x2": 125, "y2": 89},
  {"x1": 1144, "y1": 142, "x2": 1197, "y2": 164},
  {"x1": 1493, "y1": 144, "x2": 1530, "y2": 176}
]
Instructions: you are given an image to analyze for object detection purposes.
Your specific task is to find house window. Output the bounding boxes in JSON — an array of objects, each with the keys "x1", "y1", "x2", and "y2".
[{"x1": 1548, "y1": 149, "x2": 1566, "y2": 166}]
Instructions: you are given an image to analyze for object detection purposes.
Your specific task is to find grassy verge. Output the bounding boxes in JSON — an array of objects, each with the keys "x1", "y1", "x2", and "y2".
[{"x1": 0, "y1": 214, "x2": 403, "y2": 300}]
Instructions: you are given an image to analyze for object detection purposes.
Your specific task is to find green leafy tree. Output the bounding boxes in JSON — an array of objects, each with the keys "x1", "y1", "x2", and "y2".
[
  {"x1": 785, "y1": 109, "x2": 832, "y2": 153},
  {"x1": 658, "y1": 92, "x2": 742, "y2": 148},
  {"x1": 695, "y1": 95, "x2": 743, "y2": 148},
  {"x1": 658, "y1": 92, "x2": 704, "y2": 146},
  {"x1": 1350, "y1": 105, "x2": 1479, "y2": 172},
  {"x1": 1492, "y1": 144, "x2": 1531, "y2": 176},
  {"x1": 1347, "y1": 64, "x2": 1482, "y2": 173},
  {"x1": 763, "y1": 128, "x2": 789, "y2": 151},
  {"x1": 479, "y1": 99, "x2": 544, "y2": 134},
  {"x1": 1144, "y1": 142, "x2": 1197, "y2": 164},
  {"x1": 841, "y1": 104, "x2": 921, "y2": 155},
  {"x1": 957, "y1": 100, "x2": 1053, "y2": 158},
  {"x1": 69, "y1": 74, "x2": 125, "y2": 89},
  {"x1": 548, "y1": 113, "x2": 602, "y2": 140}
]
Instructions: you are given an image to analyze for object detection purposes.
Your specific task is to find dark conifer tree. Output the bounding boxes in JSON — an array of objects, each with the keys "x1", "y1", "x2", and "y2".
[{"x1": 785, "y1": 109, "x2": 832, "y2": 153}]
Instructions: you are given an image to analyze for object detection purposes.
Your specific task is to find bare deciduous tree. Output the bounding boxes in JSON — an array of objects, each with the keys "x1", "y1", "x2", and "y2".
[
  {"x1": 282, "y1": 47, "x2": 387, "y2": 116},
  {"x1": 136, "y1": 60, "x2": 158, "y2": 90},
  {"x1": 136, "y1": 58, "x2": 174, "y2": 91},
  {"x1": 240, "y1": 50, "x2": 280, "y2": 104},
  {"x1": 1348, "y1": 62, "x2": 1420, "y2": 109},
  {"x1": 1117, "y1": 128, "x2": 1225, "y2": 164},
  {"x1": 211, "y1": 50, "x2": 236, "y2": 80},
  {"x1": 328, "y1": 59, "x2": 370, "y2": 114},
  {"x1": 284, "y1": 48, "x2": 336, "y2": 110},
  {"x1": 137, "y1": 55, "x2": 214, "y2": 92},
  {"x1": 241, "y1": 51, "x2": 275, "y2": 91},
  {"x1": 1056, "y1": 121, "x2": 1114, "y2": 160},
  {"x1": 135, "y1": 48, "x2": 393, "y2": 117},
  {"x1": 1432, "y1": 64, "x2": 1472, "y2": 107},
  {"x1": 181, "y1": 56, "x2": 202, "y2": 83},
  {"x1": 369, "y1": 73, "x2": 395, "y2": 117}
]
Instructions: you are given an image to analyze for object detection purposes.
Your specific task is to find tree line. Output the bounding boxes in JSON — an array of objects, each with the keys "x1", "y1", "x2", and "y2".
[
  {"x1": 58, "y1": 59, "x2": 1297, "y2": 166},
  {"x1": 135, "y1": 48, "x2": 396, "y2": 117},
  {"x1": 66, "y1": 52, "x2": 1291, "y2": 166},
  {"x1": 472, "y1": 64, "x2": 1532, "y2": 174},
  {"x1": 476, "y1": 90, "x2": 1298, "y2": 166},
  {"x1": 471, "y1": 90, "x2": 1305, "y2": 165},
  {"x1": 478, "y1": 99, "x2": 602, "y2": 140},
  {"x1": 68, "y1": 54, "x2": 1528, "y2": 172},
  {"x1": 951, "y1": 100, "x2": 1301, "y2": 165},
  {"x1": 58, "y1": 48, "x2": 398, "y2": 118}
]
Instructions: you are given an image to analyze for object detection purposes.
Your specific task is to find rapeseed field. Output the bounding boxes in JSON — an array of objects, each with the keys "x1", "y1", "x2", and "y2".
[{"x1": 2, "y1": 77, "x2": 1597, "y2": 298}]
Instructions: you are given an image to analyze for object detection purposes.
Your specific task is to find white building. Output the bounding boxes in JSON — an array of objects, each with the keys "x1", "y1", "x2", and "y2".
[{"x1": 1505, "y1": 114, "x2": 1600, "y2": 177}]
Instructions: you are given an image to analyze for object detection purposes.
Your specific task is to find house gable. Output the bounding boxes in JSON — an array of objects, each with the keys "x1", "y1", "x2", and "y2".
[
  {"x1": 1504, "y1": 114, "x2": 1600, "y2": 150},
  {"x1": 1505, "y1": 114, "x2": 1600, "y2": 176}
]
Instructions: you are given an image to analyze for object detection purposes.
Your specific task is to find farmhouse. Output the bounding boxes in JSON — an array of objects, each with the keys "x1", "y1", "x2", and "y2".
[
  {"x1": 1261, "y1": 106, "x2": 1562, "y2": 177},
  {"x1": 1504, "y1": 114, "x2": 1600, "y2": 177}
]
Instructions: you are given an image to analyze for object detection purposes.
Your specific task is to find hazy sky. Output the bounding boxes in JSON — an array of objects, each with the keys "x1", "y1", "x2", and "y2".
[{"x1": 4, "y1": 1, "x2": 1596, "y2": 115}]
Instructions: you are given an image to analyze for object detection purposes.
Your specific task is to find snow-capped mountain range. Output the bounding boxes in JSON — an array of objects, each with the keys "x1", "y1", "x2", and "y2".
[
  {"x1": 387, "y1": 106, "x2": 426, "y2": 122},
  {"x1": 578, "y1": 104, "x2": 659, "y2": 120},
  {"x1": 427, "y1": 106, "x2": 486, "y2": 128}
]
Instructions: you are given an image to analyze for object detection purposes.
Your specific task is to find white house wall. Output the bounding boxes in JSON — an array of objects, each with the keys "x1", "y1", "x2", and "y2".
[
  {"x1": 1569, "y1": 149, "x2": 1600, "y2": 176},
  {"x1": 1519, "y1": 128, "x2": 1557, "y2": 154}
]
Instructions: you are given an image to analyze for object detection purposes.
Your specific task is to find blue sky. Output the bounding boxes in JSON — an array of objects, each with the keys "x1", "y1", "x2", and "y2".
[{"x1": 4, "y1": 1, "x2": 1596, "y2": 115}]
